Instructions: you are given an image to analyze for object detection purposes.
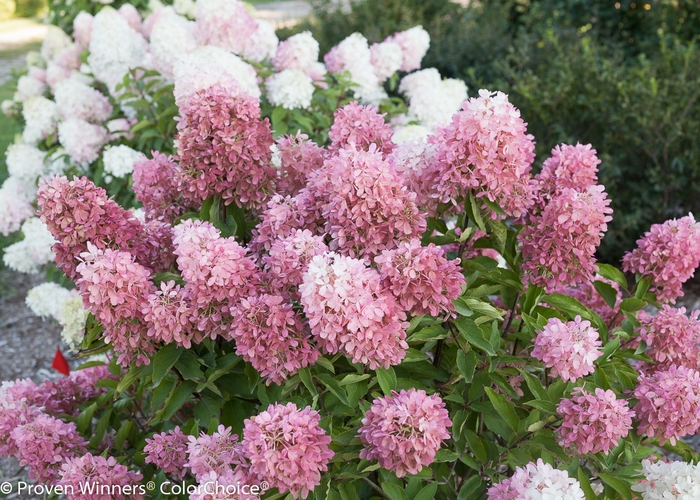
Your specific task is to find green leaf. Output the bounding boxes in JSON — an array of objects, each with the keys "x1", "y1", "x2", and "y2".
[
  {"x1": 413, "y1": 483, "x2": 438, "y2": 500},
  {"x1": 175, "y1": 350, "x2": 205, "y2": 382},
  {"x1": 466, "y1": 191, "x2": 486, "y2": 231},
  {"x1": 152, "y1": 344, "x2": 183, "y2": 386},
  {"x1": 338, "y1": 373, "x2": 371, "y2": 386},
  {"x1": 407, "y1": 324, "x2": 449, "y2": 343},
  {"x1": 488, "y1": 218, "x2": 508, "y2": 254},
  {"x1": 484, "y1": 387, "x2": 520, "y2": 432},
  {"x1": 298, "y1": 367, "x2": 317, "y2": 396},
  {"x1": 600, "y1": 336, "x2": 621, "y2": 362},
  {"x1": 635, "y1": 276, "x2": 651, "y2": 299},
  {"x1": 517, "y1": 370, "x2": 549, "y2": 401},
  {"x1": 316, "y1": 373, "x2": 349, "y2": 405},
  {"x1": 76, "y1": 403, "x2": 97, "y2": 434},
  {"x1": 433, "y1": 449, "x2": 459, "y2": 462},
  {"x1": 457, "y1": 350, "x2": 478, "y2": 383},
  {"x1": 455, "y1": 318, "x2": 496, "y2": 355},
  {"x1": 114, "y1": 420, "x2": 133, "y2": 451},
  {"x1": 523, "y1": 399, "x2": 557, "y2": 413},
  {"x1": 578, "y1": 467, "x2": 597, "y2": 500},
  {"x1": 597, "y1": 263, "x2": 628, "y2": 289},
  {"x1": 457, "y1": 476, "x2": 485, "y2": 500},
  {"x1": 116, "y1": 365, "x2": 148, "y2": 394},
  {"x1": 621, "y1": 297, "x2": 647, "y2": 312},
  {"x1": 593, "y1": 280, "x2": 618, "y2": 309},
  {"x1": 381, "y1": 483, "x2": 408, "y2": 500},
  {"x1": 463, "y1": 429, "x2": 488, "y2": 462},
  {"x1": 157, "y1": 380, "x2": 197, "y2": 421},
  {"x1": 376, "y1": 367, "x2": 397, "y2": 395},
  {"x1": 453, "y1": 298, "x2": 473, "y2": 317},
  {"x1": 598, "y1": 473, "x2": 632, "y2": 500}
]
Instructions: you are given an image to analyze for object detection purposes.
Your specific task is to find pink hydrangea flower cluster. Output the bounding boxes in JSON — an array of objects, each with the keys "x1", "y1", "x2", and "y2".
[
  {"x1": 36, "y1": 175, "x2": 146, "y2": 280},
  {"x1": 300, "y1": 252, "x2": 409, "y2": 369},
  {"x1": 186, "y1": 425, "x2": 243, "y2": 480},
  {"x1": 328, "y1": 102, "x2": 395, "y2": 156},
  {"x1": 308, "y1": 146, "x2": 425, "y2": 260},
  {"x1": 550, "y1": 276, "x2": 621, "y2": 328},
  {"x1": 132, "y1": 152, "x2": 190, "y2": 223},
  {"x1": 142, "y1": 280, "x2": 195, "y2": 348},
  {"x1": 58, "y1": 454, "x2": 144, "y2": 500},
  {"x1": 75, "y1": 243, "x2": 157, "y2": 366},
  {"x1": 275, "y1": 132, "x2": 326, "y2": 196},
  {"x1": 429, "y1": 89, "x2": 535, "y2": 219},
  {"x1": 556, "y1": 387, "x2": 634, "y2": 455},
  {"x1": 375, "y1": 239, "x2": 465, "y2": 317},
  {"x1": 144, "y1": 427, "x2": 189, "y2": 480},
  {"x1": 532, "y1": 143, "x2": 601, "y2": 208},
  {"x1": 176, "y1": 84, "x2": 275, "y2": 210},
  {"x1": 189, "y1": 469, "x2": 259, "y2": 500},
  {"x1": 33, "y1": 366, "x2": 113, "y2": 416},
  {"x1": 359, "y1": 389, "x2": 451, "y2": 477},
  {"x1": 172, "y1": 219, "x2": 260, "y2": 342},
  {"x1": 635, "y1": 365, "x2": 700, "y2": 445},
  {"x1": 385, "y1": 26, "x2": 430, "y2": 72},
  {"x1": 622, "y1": 214, "x2": 700, "y2": 303},
  {"x1": 519, "y1": 185, "x2": 612, "y2": 290},
  {"x1": 261, "y1": 229, "x2": 329, "y2": 298},
  {"x1": 0, "y1": 379, "x2": 43, "y2": 457},
  {"x1": 249, "y1": 192, "x2": 321, "y2": 253},
  {"x1": 531, "y1": 316, "x2": 603, "y2": 382},
  {"x1": 487, "y1": 459, "x2": 585, "y2": 500},
  {"x1": 11, "y1": 414, "x2": 87, "y2": 482},
  {"x1": 638, "y1": 306, "x2": 700, "y2": 372},
  {"x1": 231, "y1": 294, "x2": 319, "y2": 385},
  {"x1": 242, "y1": 402, "x2": 333, "y2": 499}
]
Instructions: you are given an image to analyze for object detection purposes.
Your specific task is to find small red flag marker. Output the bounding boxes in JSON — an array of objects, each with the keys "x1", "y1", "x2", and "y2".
[{"x1": 52, "y1": 347, "x2": 70, "y2": 375}]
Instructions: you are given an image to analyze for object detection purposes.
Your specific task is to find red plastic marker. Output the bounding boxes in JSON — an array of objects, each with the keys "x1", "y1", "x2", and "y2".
[{"x1": 52, "y1": 347, "x2": 70, "y2": 375}]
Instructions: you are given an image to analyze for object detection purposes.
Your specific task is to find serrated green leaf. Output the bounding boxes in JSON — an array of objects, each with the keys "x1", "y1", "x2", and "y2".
[
  {"x1": 413, "y1": 483, "x2": 438, "y2": 500},
  {"x1": 455, "y1": 317, "x2": 496, "y2": 355},
  {"x1": 156, "y1": 380, "x2": 197, "y2": 421},
  {"x1": 457, "y1": 350, "x2": 478, "y2": 383},
  {"x1": 152, "y1": 343, "x2": 183, "y2": 386},
  {"x1": 484, "y1": 387, "x2": 519, "y2": 432},
  {"x1": 381, "y1": 483, "x2": 408, "y2": 500},
  {"x1": 621, "y1": 297, "x2": 647, "y2": 312},
  {"x1": 523, "y1": 399, "x2": 557, "y2": 413},
  {"x1": 593, "y1": 280, "x2": 618, "y2": 309},
  {"x1": 597, "y1": 263, "x2": 628, "y2": 289},
  {"x1": 316, "y1": 373, "x2": 349, "y2": 405}
]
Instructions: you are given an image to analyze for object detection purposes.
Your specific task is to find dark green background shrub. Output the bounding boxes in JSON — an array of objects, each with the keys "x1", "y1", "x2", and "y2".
[{"x1": 284, "y1": 0, "x2": 700, "y2": 262}]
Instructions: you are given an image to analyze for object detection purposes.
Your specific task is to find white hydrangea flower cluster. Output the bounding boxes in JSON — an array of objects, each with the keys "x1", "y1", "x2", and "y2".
[
  {"x1": 103, "y1": 144, "x2": 143, "y2": 178},
  {"x1": 88, "y1": 7, "x2": 149, "y2": 93},
  {"x1": 632, "y1": 459, "x2": 700, "y2": 499},
  {"x1": 0, "y1": 177, "x2": 36, "y2": 236},
  {"x1": 173, "y1": 0, "x2": 197, "y2": 18},
  {"x1": 369, "y1": 40, "x2": 403, "y2": 83},
  {"x1": 265, "y1": 69, "x2": 315, "y2": 110},
  {"x1": 399, "y1": 68, "x2": 467, "y2": 129},
  {"x1": 173, "y1": 45, "x2": 260, "y2": 105},
  {"x1": 25, "y1": 282, "x2": 74, "y2": 320},
  {"x1": 57, "y1": 119, "x2": 109, "y2": 164},
  {"x1": 150, "y1": 10, "x2": 197, "y2": 79},
  {"x1": 6, "y1": 143, "x2": 47, "y2": 183},
  {"x1": 54, "y1": 77, "x2": 113, "y2": 122},
  {"x1": 58, "y1": 295, "x2": 89, "y2": 349},
  {"x1": 488, "y1": 459, "x2": 586, "y2": 500},
  {"x1": 2, "y1": 218, "x2": 56, "y2": 274},
  {"x1": 16, "y1": 74, "x2": 46, "y2": 101},
  {"x1": 40, "y1": 26, "x2": 72, "y2": 62},
  {"x1": 22, "y1": 96, "x2": 60, "y2": 145}
]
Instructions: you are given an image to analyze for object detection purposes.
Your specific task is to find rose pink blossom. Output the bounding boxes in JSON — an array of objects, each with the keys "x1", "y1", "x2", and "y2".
[
  {"x1": 36, "y1": 175, "x2": 147, "y2": 280},
  {"x1": 375, "y1": 239, "x2": 465, "y2": 317},
  {"x1": 243, "y1": 402, "x2": 333, "y2": 499},
  {"x1": 520, "y1": 185, "x2": 612, "y2": 290},
  {"x1": 272, "y1": 31, "x2": 319, "y2": 74},
  {"x1": 143, "y1": 280, "x2": 195, "y2": 348},
  {"x1": 300, "y1": 252, "x2": 409, "y2": 369},
  {"x1": 189, "y1": 469, "x2": 259, "y2": 500},
  {"x1": 75, "y1": 243, "x2": 157, "y2": 366},
  {"x1": 34, "y1": 366, "x2": 113, "y2": 416},
  {"x1": 231, "y1": 294, "x2": 320, "y2": 385},
  {"x1": 275, "y1": 132, "x2": 326, "y2": 196},
  {"x1": 359, "y1": 389, "x2": 451, "y2": 477},
  {"x1": 11, "y1": 414, "x2": 87, "y2": 482},
  {"x1": 144, "y1": 427, "x2": 189, "y2": 480},
  {"x1": 638, "y1": 305, "x2": 700, "y2": 372},
  {"x1": 308, "y1": 146, "x2": 425, "y2": 260},
  {"x1": 635, "y1": 365, "x2": 700, "y2": 445},
  {"x1": 429, "y1": 89, "x2": 535, "y2": 219},
  {"x1": 176, "y1": 83, "x2": 275, "y2": 210},
  {"x1": 195, "y1": 0, "x2": 259, "y2": 56},
  {"x1": 388, "y1": 138, "x2": 438, "y2": 212},
  {"x1": 622, "y1": 214, "x2": 700, "y2": 303},
  {"x1": 186, "y1": 425, "x2": 243, "y2": 480},
  {"x1": 133, "y1": 152, "x2": 190, "y2": 223},
  {"x1": 58, "y1": 454, "x2": 144, "y2": 499},
  {"x1": 328, "y1": 102, "x2": 395, "y2": 156},
  {"x1": 487, "y1": 458, "x2": 585, "y2": 499},
  {"x1": 0, "y1": 379, "x2": 44, "y2": 457},
  {"x1": 385, "y1": 26, "x2": 430, "y2": 72},
  {"x1": 556, "y1": 387, "x2": 634, "y2": 455},
  {"x1": 531, "y1": 316, "x2": 603, "y2": 382}
]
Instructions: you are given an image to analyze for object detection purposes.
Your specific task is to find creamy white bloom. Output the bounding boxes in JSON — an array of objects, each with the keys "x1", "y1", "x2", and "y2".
[
  {"x1": 103, "y1": 144, "x2": 143, "y2": 178},
  {"x1": 26, "y1": 282, "x2": 74, "y2": 320},
  {"x1": 369, "y1": 41, "x2": 403, "y2": 82},
  {"x1": 41, "y1": 26, "x2": 72, "y2": 62},
  {"x1": 242, "y1": 20, "x2": 279, "y2": 63},
  {"x1": 15, "y1": 75, "x2": 46, "y2": 101},
  {"x1": 88, "y1": 7, "x2": 149, "y2": 93},
  {"x1": 3, "y1": 218, "x2": 56, "y2": 274},
  {"x1": 22, "y1": 96, "x2": 59, "y2": 145},
  {"x1": 632, "y1": 459, "x2": 700, "y2": 499},
  {"x1": 25, "y1": 51, "x2": 43, "y2": 67},
  {"x1": 54, "y1": 77, "x2": 113, "y2": 122},
  {"x1": 173, "y1": 45, "x2": 260, "y2": 106},
  {"x1": 0, "y1": 177, "x2": 36, "y2": 236},
  {"x1": 150, "y1": 11, "x2": 197, "y2": 79},
  {"x1": 174, "y1": 0, "x2": 197, "y2": 17},
  {"x1": 399, "y1": 68, "x2": 467, "y2": 129},
  {"x1": 58, "y1": 119, "x2": 109, "y2": 164},
  {"x1": 325, "y1": 33, "x2": 386, "y2": 105},
  {"x1": 73, "y1": 11, "x2": 94, "y2": 50},
  {"x1": 392, "y1": 123, "x2": 432, "y2": 144},
  {"x1": 265, "y1": 69, "x2": 314, "y2": 110},
  {"x1": 6, "y1": 143, "x2": 46, "y2": 183},
  {"x1": 273, "y1": 31, "x2": 320, "y2": 74},
  {"x1": 58, "y1": 295, "x2": 89, "y2": 349},
  {"x1": 45, "y1": 60, "x2": 72, "y2": 91}
]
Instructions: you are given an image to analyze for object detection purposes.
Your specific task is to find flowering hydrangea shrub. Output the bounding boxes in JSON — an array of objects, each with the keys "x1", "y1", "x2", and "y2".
[{"x1": 3, "y1": 7, "x2": 700, "y2": 500}]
